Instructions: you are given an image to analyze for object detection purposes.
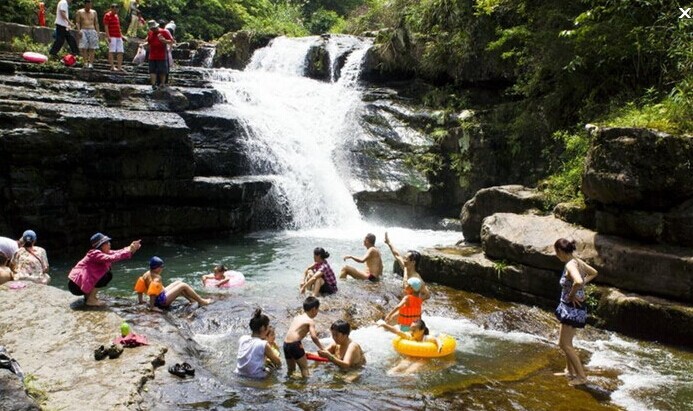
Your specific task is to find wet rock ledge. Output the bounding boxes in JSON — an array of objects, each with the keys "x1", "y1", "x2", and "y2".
[
  {"x1": 0, "y1": 283, "x2": 166, "y2": 410},
  {"x1": 0, "y1": 52, "x2": 273, "y2": 251}
]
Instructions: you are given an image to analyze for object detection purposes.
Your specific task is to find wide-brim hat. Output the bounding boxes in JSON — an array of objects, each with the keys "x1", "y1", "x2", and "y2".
[
  {"x1": 91, "y1": 232, "x2": 111, "y2": 249},
  {"x1": 147, "y1": 20, "x2": 158, "y2": 29}
]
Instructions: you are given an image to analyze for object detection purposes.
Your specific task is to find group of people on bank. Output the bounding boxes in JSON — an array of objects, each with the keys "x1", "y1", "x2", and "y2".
[
  {"x1": 48, "y1": 0, "x2": 175, "y2": 89},
  {"x1": 0, "y1": 227, "x2": 597, "y2": 383}
]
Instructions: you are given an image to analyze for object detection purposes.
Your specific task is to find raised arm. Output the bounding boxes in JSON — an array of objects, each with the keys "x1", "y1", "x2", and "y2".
[{"x1": 384, "y1": 232, "x2": 406, "y2": 268}]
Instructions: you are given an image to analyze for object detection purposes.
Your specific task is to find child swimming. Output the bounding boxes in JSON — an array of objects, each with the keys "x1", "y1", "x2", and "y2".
[
  {"x1": 201, "y1": 264, "x2": 229, "y2": 288},
  {"x1": 384, "y1": 277, "x2": 423, "y2": 331},
  {"x1": 282, "y1": 296, "x2": 325, "y2": 378},
  {"x1": 134, "y1": 256, "x2": 212, "y2": 309},
  {"x1": 377, "y1": 318, "x2": 442, "y2": 375},
  {"x1": 235, "y1": 308, "x2": 282, "y2": 379}
]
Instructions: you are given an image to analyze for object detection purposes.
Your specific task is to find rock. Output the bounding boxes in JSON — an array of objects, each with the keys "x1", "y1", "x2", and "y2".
[
  {"x1": 553, "y1": 201, "x2": 595, "y2": 229},
  {"x1": 0, "y1": 369, "x2": 40, "y2": 411},
  {"x1": 0, "y1": 283, "x2": 166, "y2": 410},
  {"x1": 213, "y1": 31, "x2": 274, "y2": 70},
  {"x1": 593, "y1": 287, "x2": 693, "y2": 345},
  {"x1": 0, "y1": 60, "x2": 15, "y2": 74},
  {"x1": 481, "y1": 213, "x2": 693, "y2": 302},
  {"x1": 418, "y1": 246, "x2": 558, "y2": 308},
  {"x1": 305, "y1": 43, "x2": 330, "y2": 81},
  {"x1": 665, "y1": 199, "x2": 693, "y2": 247},
  {"x1": 582, "y1": 127, "x2": 693, "y2": 210},
  {"x1": 461, "y1": 185, "x2": 545, "y2": 243}
]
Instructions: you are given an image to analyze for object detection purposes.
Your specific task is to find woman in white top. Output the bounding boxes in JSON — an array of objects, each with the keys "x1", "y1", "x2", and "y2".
[
  {"x1": 11, "y1": 230, "x2": 50, "y2": 285},
  {"x1": 235, "y1": 308, "x2": 281, "y2": 379}
]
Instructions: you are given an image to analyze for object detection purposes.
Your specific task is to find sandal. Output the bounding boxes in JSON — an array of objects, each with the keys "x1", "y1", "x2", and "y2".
[
  {"x1": 180, "y1": 362, "x2": 195, "y2": 376},
  {"x1": 107, "y1": 343, "x2": 124, "y2": 359},
  {"x1": 168, "y1": 363, "x2": 187, "y2": 378},
  {"x1": 94, "y1": 345, "x2": 108, "y2": 361}
]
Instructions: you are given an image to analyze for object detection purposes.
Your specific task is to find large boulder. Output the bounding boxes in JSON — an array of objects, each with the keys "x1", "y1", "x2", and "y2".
[
  {"x1": 213, "y1": 31, "x2": 274, "y2": 70},
  {"x1": 582, "y1": 127, "x2": 693, "y2": 210},
  {"x1": 461, "y1": 185, "x2": 545, "y2": 243},
  {"x1": 305, "y1": 42, "x2": 330, "y2": 81},
  {"x1": 0, "y1": 283, "x2": 166, "y2": 410},
  {"x1": 0, "y1": 369, "x2": 39, "y2": 411},
  {"x1": 481, "y1": 213, "x2": 693, "y2": 302}
]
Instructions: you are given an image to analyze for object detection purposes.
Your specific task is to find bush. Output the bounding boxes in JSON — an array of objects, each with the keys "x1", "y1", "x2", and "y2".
[
  {"x1": 307, "y1": 8, "x2": 342, "y2": 34},
  {"x1": 243, "y1": 2, "x2": 308, "y2": 37}
]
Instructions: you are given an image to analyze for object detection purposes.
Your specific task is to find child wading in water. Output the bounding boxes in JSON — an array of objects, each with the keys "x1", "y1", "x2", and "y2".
[
  {"x1": 385, "y1": 277, "x2": 423, "y2": 331},
  {"x1": 134, "y1": 256, "x2": 212, "y2": 309},
  {"x1": 235, "y1": 308, "x2": 282, "y2": 379},
  {"x1": 201, "y1": 264, "x2": 229, "y2": 288},
  {"x1": 283, "y1": 296, "x2": 325, "y2": 377},
  {"x1": 377, "y1": 318, "x2": 442, "y2": 375}
]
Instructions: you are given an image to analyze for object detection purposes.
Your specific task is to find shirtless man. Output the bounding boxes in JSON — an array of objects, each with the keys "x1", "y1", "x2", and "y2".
[
  {"x1": 283, "y1": 296, "x2": 325, "y2": 378},
  {"x1": 318, "y1": 320, "x2": 366, "y2": 369},
  {"x1": 340, "y1": 233, "x2": 383, "y2": 282},
  {"x1": 384, "y1": 231, "x2": 431, "y2": 301},
  {"x1": 75, "y1": 0, "x2": 99, "y2": 69}
]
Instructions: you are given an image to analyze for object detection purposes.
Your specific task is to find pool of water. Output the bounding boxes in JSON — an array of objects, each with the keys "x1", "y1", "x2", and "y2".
[{"x1": 49, "y1": 226, "x2": 693, "y2": 411}]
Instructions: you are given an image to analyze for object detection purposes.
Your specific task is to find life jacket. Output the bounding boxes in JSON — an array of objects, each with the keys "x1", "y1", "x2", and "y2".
[{"x1": 398, "y1": 294, "x2": 422, "y2": 327}]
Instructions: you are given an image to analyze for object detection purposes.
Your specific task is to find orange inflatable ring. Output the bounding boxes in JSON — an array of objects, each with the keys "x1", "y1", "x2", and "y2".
[{"x1": 392, "y1": 334, "x2": 456, "y2": 358}]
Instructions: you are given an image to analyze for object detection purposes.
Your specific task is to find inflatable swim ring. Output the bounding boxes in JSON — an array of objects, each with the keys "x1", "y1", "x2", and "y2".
[
  {"x1": 392, "y1": 334, "x2": 456, "y2": 358},
  {"x1": 203, "y1": 270, "x2": 245, "y2": 288},
  {"x1": 22, "y1": 52, "x2": 48, "y2": 64}
]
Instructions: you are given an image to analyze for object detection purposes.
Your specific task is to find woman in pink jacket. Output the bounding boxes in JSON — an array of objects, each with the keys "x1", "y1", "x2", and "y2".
[{"x1": 68, "y1": 233, "x2": 141, "y2": 307}]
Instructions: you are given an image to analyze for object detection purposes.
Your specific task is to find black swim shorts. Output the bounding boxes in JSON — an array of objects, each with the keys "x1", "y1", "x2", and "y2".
[
  {"x1": 283, "y1": 341, "x2": 306, "y2": 360},
  {"x1": 319, "y1": 283, "x2": 337, "y2": 295},
  {"x1": 367, "y1": 274, "x2": 379, "y2": 283}
]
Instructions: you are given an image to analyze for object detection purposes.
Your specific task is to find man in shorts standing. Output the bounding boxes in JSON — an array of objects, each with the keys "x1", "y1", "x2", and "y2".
[
  {"x1": 103, "y1": 3, "x2": 124, "y2": 72},
  {"x1": 75, "y1": 0, "x2": 99, "y2": 69},
  {"x1": 146, "y1": 20, "x2": 173, "y2": 90}
]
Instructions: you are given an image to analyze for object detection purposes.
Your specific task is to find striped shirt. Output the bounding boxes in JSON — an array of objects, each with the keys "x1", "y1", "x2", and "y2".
[{"x1": 103, "y1": 11, "x2": 121, "y2": 38}]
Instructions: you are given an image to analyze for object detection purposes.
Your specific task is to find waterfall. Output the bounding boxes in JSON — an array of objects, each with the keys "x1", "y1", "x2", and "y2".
[{"x1": 209, "y1": 36, "x2": 373, "y2": 229}]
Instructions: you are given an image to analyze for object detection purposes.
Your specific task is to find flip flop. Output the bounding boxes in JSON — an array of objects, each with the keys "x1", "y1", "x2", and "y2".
[
  {"x1": 107, "y1": 343, "x2": 123, "y2": 359},
  {"x1": 168, "y1": 364, "x2": 187, "y2": 378},
  {"x1": 180, "y1": 362, "x2": 195, "y2": 376},
  {"x1": 94, "y1": 345, "x2": 108, "y2": 361}
]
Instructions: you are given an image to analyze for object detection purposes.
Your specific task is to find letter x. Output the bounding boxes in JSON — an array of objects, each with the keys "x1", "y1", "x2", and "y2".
[{"x1": 680, "y1": 8, "x2": 692, "y2": 18}]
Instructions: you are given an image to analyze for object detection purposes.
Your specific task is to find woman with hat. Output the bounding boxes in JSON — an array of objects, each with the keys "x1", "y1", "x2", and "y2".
[
  {"x1": 67, "y1": 233, "x2": 141, "y2": 307},
  {"x1": 11, "y1": 230, "x2": 50, "y2": 285}
]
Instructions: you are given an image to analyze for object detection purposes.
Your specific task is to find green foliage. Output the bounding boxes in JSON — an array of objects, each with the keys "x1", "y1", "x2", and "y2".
[
  {"x1": 601, "y1": 86, "x2": 693, "y2": 134},
  {"x1": 243, "y1": 1, "x2": 308, "y2": 36},
  {"x1": 0, "y1": 0, "x2": 39, "y2": 26},
  {"x1": 539, "y1": 130, "x2": 590, "y2": 207},
  {"x1": 307, "y1": 8, "x2": 342, "y2": 34},
  {"x1": 405, "y1": 151, "x2": 445, "y2": 178},
  {"x1": 11, "y1": 35, "x2": 48, "y2": 54},
  {"x1": 583, "y1": 284, "x2": 599, "y2": 312},
  {"x1": 23, "y1": 374, "x2": 48, "y2": 405}
]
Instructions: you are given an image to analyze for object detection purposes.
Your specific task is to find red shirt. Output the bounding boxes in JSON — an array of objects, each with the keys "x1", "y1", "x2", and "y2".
[
  {"x1": 147, "y1": 28, "x2": 172, "y2": 61},
  {"x1": 103, "y1": 11, "x2": 121, "y2": 38}
]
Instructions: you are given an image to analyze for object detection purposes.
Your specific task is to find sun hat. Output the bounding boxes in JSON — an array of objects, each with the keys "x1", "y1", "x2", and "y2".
[
  {"x1": 407, "y1": 277, "x2": 422, "y2": 292},
  {"x1": 91, "y1": 232, "x2": 111, "y2": 249},
  {"x1": 149, "y1": 256, "x2": 164, "y2": 270},
  {"x1": 22, "y1": 230, "x2": 37, "y2": 243},
  {"x1": 147, "y1": 20, "x2": 158, "y2": 29}
]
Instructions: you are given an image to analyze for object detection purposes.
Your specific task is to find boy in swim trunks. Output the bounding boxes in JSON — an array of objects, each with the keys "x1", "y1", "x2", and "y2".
[
  {"x1": 340, "y1": 233, "x2": 383, "y2": 282},
  {"x1": 134, "y1": 256, "x2": 211, "y2": 309},
  {"x1": 283, "y1": 296, "x2": 324, "y2": 378}
]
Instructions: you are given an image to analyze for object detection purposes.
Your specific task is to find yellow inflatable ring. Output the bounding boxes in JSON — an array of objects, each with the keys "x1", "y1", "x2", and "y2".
[{"x1": 392, "y1": 334, "x2": 456, "y2": 358}]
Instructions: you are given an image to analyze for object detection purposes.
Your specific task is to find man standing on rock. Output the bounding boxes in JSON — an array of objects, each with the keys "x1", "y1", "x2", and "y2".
[
  {"x1": 75, "y1": 0, "x2": 99, "y2": 69},
  {"x1": 49, "y1": 0, "x2": 79, "y2": 59},
  {"x1": 103, "y1": 3, "x2": 125, "y2": 72},
  {"x1": 340, "y1": 233, "x2": 383, "y2": 282},
  {"x1": 146, "y1": 20, "x2": 173, "y2": 90}
]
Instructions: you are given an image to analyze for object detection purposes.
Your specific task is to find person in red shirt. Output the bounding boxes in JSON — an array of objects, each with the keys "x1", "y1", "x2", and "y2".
[
  {"x1": 146, "y1": 19, "x2": 173, "y2": 89},
  {"x1": 103, "y1": 3, "x2": 124, "y2": 71},
  {"x1": 38, "y1": 2, "x2": 46, "y2": 27}
]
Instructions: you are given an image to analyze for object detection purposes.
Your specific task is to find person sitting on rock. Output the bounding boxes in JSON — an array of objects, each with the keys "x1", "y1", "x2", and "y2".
[
  {"x1": 383, "y1": 232, "x2": 431, "y2": 301},
  {"x1": 134, "y1": 256, "x2": 211, "y2": 310},
  {"x1": 68, "y1": 233, "x2": 141, "y2": 306},
  {"x1": 340, "y1": 233, "x2": 383, "y2": 282},
  {"x1": 300, "y1": 247, "x2": 338, "y2": 296},
  {"x1": 0, "y1": 252, "x2": 13, "y2": 285},
  {"x1": 11, "y1": 230, "x2": 50, "y2": 285}
]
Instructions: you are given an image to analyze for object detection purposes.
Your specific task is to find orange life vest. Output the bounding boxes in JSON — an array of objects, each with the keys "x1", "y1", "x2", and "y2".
[{"x1": 398, "y1": 294, "x2": 422, "y2": 327}]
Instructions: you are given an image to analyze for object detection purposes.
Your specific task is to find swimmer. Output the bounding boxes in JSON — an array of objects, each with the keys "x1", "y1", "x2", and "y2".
[
  {"x1": 384, "y1": 231, "x2": 431, "y2": 300},
  {"x1": 340, "y1": 233, "x2": 383, "y2": 282},
  {"x1": 201, "y1": 264, "x2": 229, "y2": 288},
  {"x1": 377, "y1": 318, "x2": 441, "y2": 375},
  {"x1": 384, "y1": 277, "x2": 423, "y2": 331},
  {"x1": 317, "y1": 320, "x2": 366, "y2": 369},
  {"x1": 283, "y1": 296, "x2": 324, "y2": 378},
  {"x1": 134, "y1": 256, "x2": 212, "y2": 309}
]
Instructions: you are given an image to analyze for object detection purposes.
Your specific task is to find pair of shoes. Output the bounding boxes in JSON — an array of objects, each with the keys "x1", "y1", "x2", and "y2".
[
  {"x1": 94, "y1": 344, "x2": 123, "y2": 361},
  {"x1": 152, "y1": 85, "x2": 158, "y2": 90},
  {"x1": 168, "y1": 362, "x2": 195, "y2": 378}
]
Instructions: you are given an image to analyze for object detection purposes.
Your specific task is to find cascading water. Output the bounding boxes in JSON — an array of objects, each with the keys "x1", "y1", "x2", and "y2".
[{"x1": 209, "y1": 36, "x2": 373, "y2": 229}]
